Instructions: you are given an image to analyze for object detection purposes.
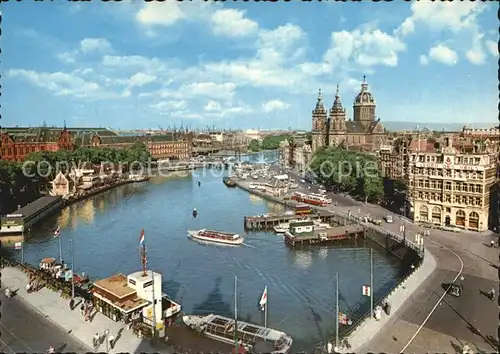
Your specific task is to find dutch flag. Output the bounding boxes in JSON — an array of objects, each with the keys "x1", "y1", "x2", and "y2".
[{"x1": 259, "y1": 286, "x2": 267, "y2": 311}]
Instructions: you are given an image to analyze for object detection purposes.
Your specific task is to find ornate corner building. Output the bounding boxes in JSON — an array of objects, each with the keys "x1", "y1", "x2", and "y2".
[{"x1": 311, "y1": 77, "x2": 387, "y2": 154}]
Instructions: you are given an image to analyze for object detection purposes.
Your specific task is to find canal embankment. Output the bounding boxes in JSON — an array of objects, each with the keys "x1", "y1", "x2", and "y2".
[{"x1": 233, "y1": 178, "x2": 436, "y2": 352}]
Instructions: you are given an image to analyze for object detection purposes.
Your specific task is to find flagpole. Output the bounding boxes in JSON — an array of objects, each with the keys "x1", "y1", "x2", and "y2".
[
  {"x1": 370, "y1": 248, "x2": 374, "y2": 318},
  {"x1": 58, "y1": 230, "x2": 63, "y2": 265},
  {"x1": 21, "y1": 242, "x2": 24, "y2": 264},
  {"x1": 70, "y1": 237, "x2": 75, "y2": 299},
  {"x1": 234, "y1": 275, "x2": 238, "y2": 352},
  {"x1": 335, "y1": 272, "x2": 339, "y2": 349},
  {"x1": 264, "y1": 287, "x2": 268, "y2": 329},
  {"x1": 151, "y1": 268, "x2": 156, "y2": 338}
]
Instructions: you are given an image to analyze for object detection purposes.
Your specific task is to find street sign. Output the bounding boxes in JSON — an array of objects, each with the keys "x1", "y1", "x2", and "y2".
[
  {"x1": 399, "y1": 225, "x2": 405, "y2": 232},
  {"x1": 14, "y1": 242, "x2": 22, "y2": 250}
]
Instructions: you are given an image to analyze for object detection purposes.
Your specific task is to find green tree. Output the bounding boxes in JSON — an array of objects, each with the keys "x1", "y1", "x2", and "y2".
[
  {"x1": 260, "y1": 134, "x2": 291, "y2": 150},
  {"x1": 248, "y1": 139, "x2": 261, "y2": 152}
]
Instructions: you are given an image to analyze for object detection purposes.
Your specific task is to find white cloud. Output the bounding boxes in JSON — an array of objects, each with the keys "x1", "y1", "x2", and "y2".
[
  {"x1": 428, "y1": 45, "x2": 458, "y2": 66},
  {"x1": 58, "y1": 37, "x2": 112, "y2": 64},
  {"x1": 136, "y1": 3, "x2": 185, "y2": 26},
  {"x1": 395, "y1": 2, "x2": 486, "y2": 36},
  {"x1": 128, "y1": 73, "x2": 156, "y2": 87},
  {"x1": 485, "y1": 40, "x2": 498, "y2": 57},
  {"x1": 256, "y1": 24, "x2": 306, "y2": 66},
  {"x1": 262, "y1": 100, "x2": 290, "y2": 113},
  {"x1": 6, "y1": 69, "x2": 108, "y2": 99},
  {"x1": 210, "y1": 9, "x2": 258, "y2": 38},
  {"x1": 465, "y1": 31, "x2": 486, "y2": 65},
  {"x1": 204, "y1": 100, "x2": 222, "y2": 112},
  {"x1": 80, "y1": 38, "x2": 112, "y2": 53},
  {"x1": 180, "y1": 82, "x2": 236, "y2": 100},
  {"x1": 323, "y1": 29, "x2": 406, "y2": 69},
  {"x1": 151, "y1": 100, "x2": 187, "y2": 110},
  {"x1": 419, "y1": 55, "x2": 429, "y2": 65}
]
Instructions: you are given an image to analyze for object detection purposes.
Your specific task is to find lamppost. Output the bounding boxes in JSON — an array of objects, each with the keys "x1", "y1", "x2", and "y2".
[{"x1": 70, "y1": 237, "x2": 75, "y2": 300}]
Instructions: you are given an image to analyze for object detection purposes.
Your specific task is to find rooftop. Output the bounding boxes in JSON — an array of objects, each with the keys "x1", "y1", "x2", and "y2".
[
  {"x1": 4, "y1": 196, "x2": 62, "y2": 219},
  {"x1": 94, "y1": 273, "x2": 136, "y2": 299},
  {"x1": 93, "y1": 286, "x2": 148, "y2": 312}
]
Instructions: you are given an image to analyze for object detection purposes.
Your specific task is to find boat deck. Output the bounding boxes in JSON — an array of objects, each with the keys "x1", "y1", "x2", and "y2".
[{"x1": 205, "y1": 314, "x2": 282, "y2": 342}]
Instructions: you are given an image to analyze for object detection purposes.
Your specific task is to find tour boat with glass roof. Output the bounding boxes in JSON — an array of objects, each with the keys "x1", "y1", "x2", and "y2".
[
  {"x1": 183, "y1": 313, "x2": 293, "y2": 353},
  {"x1": 187, "y1": 229, "x2": 244, "y2": 245}
]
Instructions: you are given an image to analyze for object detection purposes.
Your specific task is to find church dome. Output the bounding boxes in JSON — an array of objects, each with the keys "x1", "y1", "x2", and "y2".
[{"x1": 354, "y1": 76, "x2": 375, "y2": 105}]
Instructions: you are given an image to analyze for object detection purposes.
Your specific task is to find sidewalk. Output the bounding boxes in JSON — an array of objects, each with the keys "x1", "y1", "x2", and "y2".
[
  {"x1": 343, "y1": 248, "x2": 438, "y2": 352},
  {"x1": 1, "y1": 266, "x2": 164, "y2": 354}
]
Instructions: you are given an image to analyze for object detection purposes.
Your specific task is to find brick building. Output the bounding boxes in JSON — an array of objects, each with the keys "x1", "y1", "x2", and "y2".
[
  {"x1": 0, "y1": 127, "x2": 74, "y2": 162},
  {"x1": 91, "y1": 132, "x2": 193, "y2": 160}
]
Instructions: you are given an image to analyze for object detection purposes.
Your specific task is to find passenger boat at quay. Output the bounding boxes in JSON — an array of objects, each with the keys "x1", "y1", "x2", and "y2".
[
  {"x1": 291, "y1": 192, "x2": 331, "y2": 207},
  {"x1": 187, "y1": 229, "x2": 244, "y2": 245},
  {"x1": 183, "y1": 314, "x2": 293, "y2": 353}
]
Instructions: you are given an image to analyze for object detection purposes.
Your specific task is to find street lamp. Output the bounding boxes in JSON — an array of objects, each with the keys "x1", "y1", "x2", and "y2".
[{"x1": 70, "y1": 237, "x2": 75, "y2": 300}]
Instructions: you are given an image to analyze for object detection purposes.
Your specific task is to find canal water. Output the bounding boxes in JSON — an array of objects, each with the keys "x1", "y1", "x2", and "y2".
[{"x1": 18, "y1": 151, "x2": 405, "y2": 351}]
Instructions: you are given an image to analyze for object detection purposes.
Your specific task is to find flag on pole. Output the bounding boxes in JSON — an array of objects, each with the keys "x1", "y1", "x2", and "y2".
[
  {"x1": 259, "y1": 286, "x2": 267, "y2": 311},
  {"x1": 139, "y1": 229, "x2": 145, "y2": 247},
  {"x1": 54, "y1": 226, "x2": 61, "y2": 238},
  {"x1": 14, "y1": 242, "x2": 22, "y2": 250},
  {"x1": 362, "y1": 285, "x2": 371, "y2": 297}
]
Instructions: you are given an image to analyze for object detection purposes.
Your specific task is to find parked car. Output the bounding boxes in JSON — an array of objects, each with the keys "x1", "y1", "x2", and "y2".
[{"x1": 384, "y1": 215, "x2": 393, "y2": 223}]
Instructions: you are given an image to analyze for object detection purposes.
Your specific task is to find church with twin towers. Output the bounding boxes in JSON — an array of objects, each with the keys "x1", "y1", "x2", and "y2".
[{"x1": 311, "y1": 77, "x2": 387, "y2": 153}]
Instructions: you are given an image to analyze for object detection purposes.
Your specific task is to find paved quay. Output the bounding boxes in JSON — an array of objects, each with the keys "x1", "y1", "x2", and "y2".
[
  {"x1": 1, "y1": 266, "x2": 169, "y2": 354},
  {"x1": 0, "y1": 291, "x2": 89, "y2": 353}
]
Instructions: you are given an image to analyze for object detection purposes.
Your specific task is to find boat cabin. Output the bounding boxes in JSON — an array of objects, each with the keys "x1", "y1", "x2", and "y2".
[
  {"x1": 288, "y1": 221, "x2": 315, "y2": 236},
  {"x1": 92, "y1": 273, "x2": 149, "y2": 322}
]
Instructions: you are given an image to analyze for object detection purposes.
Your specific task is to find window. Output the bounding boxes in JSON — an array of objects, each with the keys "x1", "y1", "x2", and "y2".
[
  {"x1": 445, "y1": 182, "x2": 451, "y2": 190},
  {"x1": 468, "y1": 211, "x2": 479, "y2": 229},
  {"x1": 431, "y1": 181, "x2": 436, "y2": 189},
  {"x1": 424, "y1": 181, "x2": 430, "y2": 188},
  {"x1": 474, "y1": 158, "x2": 480, "y2": 165},
  {"x1": 419, "y1": 205, "x2": 428, "y2": 221},
  {"x1": 456, "y1": 209, "x2": 466, "y2": 226},
  {"x1": 418, "y1": 191, "x2": 423, "y2": 199},
  {"x1": 432, "y1": 207, "x2": 441, "y2": 223},
  {"x1": 475, "y1": 185, "x2": 482, "y2": 193},
  {"x1": 129, "y1": 279, "x2": 136, "y2": 285},
  {"x1": 445, "y1": 195, "x2": 451, "y2": 203},
  {"x1": 143, "y1": 280, "x2": 153, "y2": 288}
]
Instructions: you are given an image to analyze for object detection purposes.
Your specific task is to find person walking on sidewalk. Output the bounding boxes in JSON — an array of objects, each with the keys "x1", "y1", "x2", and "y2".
[
  {"x1": 93, "y1": 333, "x2": 100, "y2": 351},
  {"x1": 108, "y1": 334, "x2": 115, "y2": 350}
]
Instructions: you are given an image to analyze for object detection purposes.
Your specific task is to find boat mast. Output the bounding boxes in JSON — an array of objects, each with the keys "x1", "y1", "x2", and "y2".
[
  {"x1": 335, "y1": 272, "x2": 339, "y2": 349},
  {"x1": 234, "y1": 275, "x2": 238, "y2": 352}
]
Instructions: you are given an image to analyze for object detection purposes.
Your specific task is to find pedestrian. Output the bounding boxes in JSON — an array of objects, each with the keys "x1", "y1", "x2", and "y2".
[
  {"x1": 93, "y1": 333, "x2": 100, "y2": 350},
  {"x1": 108, "y1": 334, "x2": 115, "y2": 349},
  {"x1": 69, "y1": 298, "x2": 75, "y2": 310}
]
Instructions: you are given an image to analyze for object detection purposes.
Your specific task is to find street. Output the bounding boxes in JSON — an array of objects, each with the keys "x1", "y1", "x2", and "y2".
[
  {"x1": 0, "y1": 291, "x2": 90, "y2": 353},
  {"x1": 277, "y1": 165, "x2": 498, "y2": 353}
]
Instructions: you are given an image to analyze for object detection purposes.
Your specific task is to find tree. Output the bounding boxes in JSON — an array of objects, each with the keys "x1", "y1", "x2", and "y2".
[
  {"x1": 248, "y1": 139, "x2": 261, "y2": 152},
  {"x1": 260, "y1": 134, "x2": 290, "y2": 150},
  {"x1": 363, "y1": 176, "x2": 384, "y2": 203}
]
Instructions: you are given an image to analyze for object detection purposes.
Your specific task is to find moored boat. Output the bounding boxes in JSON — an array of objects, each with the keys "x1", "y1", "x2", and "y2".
[
  {"x1": 188, "y1": 229, "x2": 244, "y2": 245},
  {"x1": 183, "y1": 314, "x2": 293, "y2": 354},
  {"x1": 223, "y1": 177, "x2": 237, "y2": 187},
  {"x1": 273, "y1": 224, "x2": 289, "y2": 233}
]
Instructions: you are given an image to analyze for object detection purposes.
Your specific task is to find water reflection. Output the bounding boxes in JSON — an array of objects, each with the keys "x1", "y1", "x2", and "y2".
[{"x1": 17, "y1": 151, "x2": 404, "y2": 351}]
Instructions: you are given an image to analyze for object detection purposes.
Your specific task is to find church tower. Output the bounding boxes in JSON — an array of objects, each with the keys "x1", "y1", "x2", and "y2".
[
  {"x1": 353, "y1": 76, "x2": 376, "y2": 127},
  {"x1": 328, "y1": 85, "x2": 346, "y2": 147},
  {"x1": 311, "y1": 88, "x2": 327, "y2": 153}
]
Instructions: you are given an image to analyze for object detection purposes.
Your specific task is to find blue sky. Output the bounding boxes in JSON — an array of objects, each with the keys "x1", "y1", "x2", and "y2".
[{"x1": 2, "y1": 2, "x2": 498, "y2": 130}]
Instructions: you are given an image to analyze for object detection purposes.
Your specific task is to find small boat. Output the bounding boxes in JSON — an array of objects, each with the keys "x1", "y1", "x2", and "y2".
[
  {"x1": 193, "y1": 208, "x2": 198, "y2": 218},
  {"x1": 187, "y1": 229, "x2": 244, "y2": 245},
  {"x1": 223, "y1": 177, "x2": 237, "y2": 187},
  {"x1": 273, "y1": 224, "x2": 289, "y2": 233},
  {"x1": 183, "y1": 314, "x2": 293, "y2": 354}
]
